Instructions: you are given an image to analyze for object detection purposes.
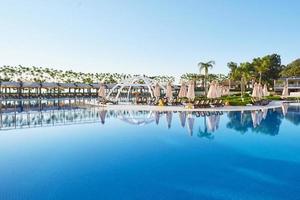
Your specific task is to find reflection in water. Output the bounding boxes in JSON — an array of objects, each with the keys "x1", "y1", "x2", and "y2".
[
  {"x1": 197, "y1": 115, "x2": 215, "y2": 140},
  {"x1": 99, "y1": 110, "x2": 107, "y2": 124},
  {"x1": 206, "y1": 115, "x2": 220, "y2": 132},
  {"x1": 166, "y1": 112, "x2": 172, "y2": 129},
  {"x1": 1, "y1": 100, "x2": 300, "y2": 137},
  {"x1": 227, "y1": 108, "x2": 283, "y2": 136},
  {"x1": 285, "y1": 104, "x2": 300, "y2": 125},
  {"x1": 282, "y1": 103, "x2": 288, "y2": 116},
  {"x1": 179, "y1": 112, "x2": 186, "y2": 127},
  {"x1": 155, "y1": 111, "x2": 160, "y2": 125},
  {"x1": 116, "y1": 110, "x2": 155, "y2": 126},
  {"x1": 187, "y1": 113, "x2": 195, "y2": 136}
]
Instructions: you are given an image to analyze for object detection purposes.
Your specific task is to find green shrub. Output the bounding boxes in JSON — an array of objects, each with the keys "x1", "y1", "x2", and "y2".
[{"x1": 266, "y1": 95, "x2": 281, "y2": 100}]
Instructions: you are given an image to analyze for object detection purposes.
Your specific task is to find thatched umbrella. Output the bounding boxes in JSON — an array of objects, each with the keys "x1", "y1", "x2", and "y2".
[
  {"x1": 214, "y1": 82, "x2": 221, "y2": 98},
  {"x1": 98, "y1": 82, "x2": 106, "y2": 98},
  {"x1": 166, "y1": 82, "x2": 173, "y2": 99},
  {"x1": 252, "y1": 83, "x2": 260, "y2": 99},
  {"x1": 263, "y1": 84, "x2": 269, "y2": 96},
  {"x1": 178, "y1": 82, "x2": 187, "y2": 98},
  {"x1": 186, "y1": 81, "x2": 195, "y2": 100},
  {"x1": 282, "y1": 85, "x2": 289, "y2": 97},
  {"x1": 154, "y1": 83, "x2": 161, "y2": 99},
  {"x1": 207, "y1": 81, "x2": 217, "y2": 99}
]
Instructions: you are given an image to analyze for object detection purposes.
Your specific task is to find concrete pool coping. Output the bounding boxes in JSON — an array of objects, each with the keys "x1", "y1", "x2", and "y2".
[{"x1": 88, "y1": 100, "x2": 293, "y2": 112}]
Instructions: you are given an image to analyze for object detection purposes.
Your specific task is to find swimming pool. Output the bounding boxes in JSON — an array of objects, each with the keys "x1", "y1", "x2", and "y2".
[{"x1": 0, "y1": 100, "x2": 299, "y2": 200}]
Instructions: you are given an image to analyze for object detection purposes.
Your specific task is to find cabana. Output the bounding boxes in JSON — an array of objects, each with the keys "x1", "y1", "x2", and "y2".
[
  {"x1": 0, "y1": 81, "x2": 116, "y2": 99},
  {"x1": 0, "y1": 82, "x2": 21, "y2": 98},
  {"x1": 21, "y1": 82, "x2": 41, "y2": 98}
]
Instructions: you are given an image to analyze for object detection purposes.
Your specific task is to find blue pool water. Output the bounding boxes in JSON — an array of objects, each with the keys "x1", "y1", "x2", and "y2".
[{"x1": 0, "y1": 101, "x2": 300, "y2": 200}]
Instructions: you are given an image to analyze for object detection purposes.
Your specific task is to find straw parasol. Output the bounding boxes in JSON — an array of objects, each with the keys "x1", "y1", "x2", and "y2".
[
  {"x1": 179, "y1": 112, "x2": 187, "y2": 127},
  {"x1": 166, "y1": 112, "x2": 173, "y2": 129},
  {"x1": 187, "y1": 113, "x2": 194, "y2": 136},
  {"x1": 282, "y1": 85, "x2": 289, "y2": 97},
  {"x1": 154, "y1": 83, "x2": 161, "y2": 99},
  {"x1": 263, "y1": 84, "x2": 269, "y2": 97},
  {"x1": 215, "y1": 82, "x2": 221, "y2": 98},
  {"x1": 99, "y1": 110, "x2": 107, "y2": 124},
  {"x1": 216, "y1": 84, "x2": 222, "y2": 98},
  {"x1": 166, "y1": 82, "x2": 173, "y2": 99},
  {"x1": 207, "y1": 81, "x2": 217, "y2": 99},
  {"x1": 178, "y1": 82, "x2": 187, "y2": 98},
  {"x1": 186, "y1": 81, "x2": 195, "y2": 100},
  {"x1": 252, "y1": 83, "x2": 260, "y2": 99},
  {"x1": 221, "y1": 86, "x2": 229, "y2": 96},
  {"x1": 98, "y1": 82, "x2": 106, "y2": 98}
]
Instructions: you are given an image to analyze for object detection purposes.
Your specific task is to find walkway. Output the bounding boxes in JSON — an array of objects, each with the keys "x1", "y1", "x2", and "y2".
[{"x1": 89, "y1": 101, "x2": 286, "y2": 112}]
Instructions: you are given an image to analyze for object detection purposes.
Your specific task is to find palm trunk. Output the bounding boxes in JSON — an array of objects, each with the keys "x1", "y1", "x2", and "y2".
[
  {"x1": 205, "y1": 72, "x2": 208, "y2": 95},
  {"x1": 241, "y1": 78, "x2": 244, "y2": 98},
  {"x1": 259, "y1": 72, "x2": 262, "y2": 84}
]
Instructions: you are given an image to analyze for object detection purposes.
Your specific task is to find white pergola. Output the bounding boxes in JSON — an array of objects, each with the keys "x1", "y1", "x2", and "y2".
[{"x1": 106, "y1": 75, "x2": 166, "y2": 101}]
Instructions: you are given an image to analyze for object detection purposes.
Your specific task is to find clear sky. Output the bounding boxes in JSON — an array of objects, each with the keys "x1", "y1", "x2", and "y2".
[{"x1": 0, "y1": 0, "x2": 299, "y2": 78}]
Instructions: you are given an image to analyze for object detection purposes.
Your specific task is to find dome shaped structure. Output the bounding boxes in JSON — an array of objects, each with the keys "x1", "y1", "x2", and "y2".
[{"x1": 106, "y1": 75, "x2": 166, "y2": 102}]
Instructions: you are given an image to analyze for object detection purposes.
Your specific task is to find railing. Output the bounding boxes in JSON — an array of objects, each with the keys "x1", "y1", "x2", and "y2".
[{"x1": 274, "y1": 84, "x2": 300, "y2": 88}]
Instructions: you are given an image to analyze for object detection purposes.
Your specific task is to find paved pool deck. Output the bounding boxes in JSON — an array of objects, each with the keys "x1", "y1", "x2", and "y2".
[{"x1": 88, "y1": 100, "x2": 292, "y2": 112}]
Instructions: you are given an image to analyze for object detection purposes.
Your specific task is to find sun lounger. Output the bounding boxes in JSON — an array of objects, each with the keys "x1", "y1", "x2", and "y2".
[
  {"x1": 251, "y1": 98, "x2": 270, "y2": 106},
  {"x1": 193, "y1": 100, "x2": 200, "y2": 108},
  {"x1": 215, "y1": 99, "x2": 224, "y2": 107},
  {"x1": 203, "y1": 100, "x2": 211, "y2": 108}
]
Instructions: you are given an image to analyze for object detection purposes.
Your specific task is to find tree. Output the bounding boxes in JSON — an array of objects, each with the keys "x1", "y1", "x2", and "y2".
[
  {"x1": 280, "y1": 59, "x2": 300, "y2": 77},
  {"x1": 252, "y1": 54, "x2": 283, "y2": 85},
  {"x1": 253, "y1": 57, "x2": 270, "y2": 84},
  {"x1": 197, "y1": 61, "x2": 215, "y2": 94},
  {"x1": 264, "y1": 54, "x2": 283, "y2": 83},
  {"x1": 228, "y1": 62, "x2": 252, "y2": 97},
  {"x1": 227, "y1": 62, "x2": 238, "y2": 90},
  {"x1": 239, "y1": 62, "x2": 253, "y2": 96}
]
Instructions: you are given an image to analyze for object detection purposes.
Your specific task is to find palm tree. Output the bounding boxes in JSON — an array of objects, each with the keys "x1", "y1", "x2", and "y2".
[
  {"x1": 253, "y1": 57, "x2": 270, "y2": 84},
  {"x1": 198, "y1": 60, "x2": 215, "y2": 95},
  {"x1": 227, "y1": 62, "x2": 238, "y2": 92},
  {"x1": 228, "y1": 62, "x2": 252, "y2": 99},
  {"x1": 238, "y1": 62, "x2": 252, "y2": 98}
]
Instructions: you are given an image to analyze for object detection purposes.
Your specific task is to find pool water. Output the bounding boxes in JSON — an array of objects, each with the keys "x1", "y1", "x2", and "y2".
[{"x1": 0, "y1": 102, "x2": 300, "y2": 200}]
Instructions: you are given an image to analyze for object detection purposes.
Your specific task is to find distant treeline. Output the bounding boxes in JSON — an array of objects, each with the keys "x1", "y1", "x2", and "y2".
[{"x1": 0, "y1": 54, "x2": 299, "y2": 84}]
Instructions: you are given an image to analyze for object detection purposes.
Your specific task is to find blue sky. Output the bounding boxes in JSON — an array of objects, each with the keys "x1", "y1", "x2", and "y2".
[{"x1": 0, "y1": 0, "x2": 299, "y2": 78}]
